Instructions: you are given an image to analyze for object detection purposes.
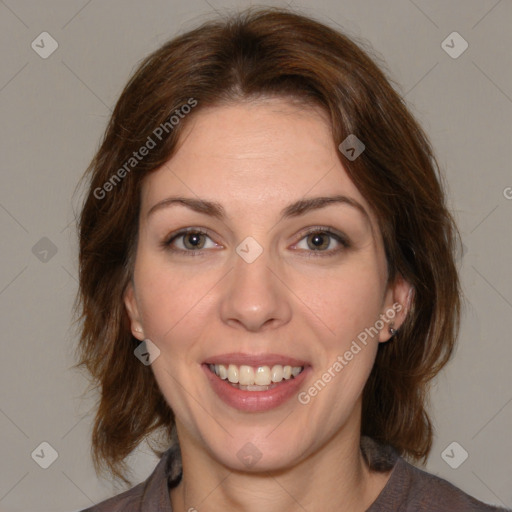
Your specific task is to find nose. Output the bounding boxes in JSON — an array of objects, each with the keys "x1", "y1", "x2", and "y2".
[{"x1": 219, "y1": 246, "x2": 292, "y2": 332}]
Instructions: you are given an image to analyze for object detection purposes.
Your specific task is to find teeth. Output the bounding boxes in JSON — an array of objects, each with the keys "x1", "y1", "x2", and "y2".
[
  {"x1": 254, "y1": 366, "x2": 270, "y2": 385},
  {"x1": 271, "y1": 365, "x2": 284, "y2": 382},
  {"x1": 239, "y1": 365, "x2": 254, "y2": 385},
  {"x1": 218, "y1": 364, "x2": 227, "y2": 380},
  {"x1": 209, "y1": 363, "x2": 304, "y2": 386},
  {"x1": 227, "y1": 364, "x2": 239, "y2": 383},
  {"x1": 291, "y1": 366, "x2": 302, "y2": 377}
]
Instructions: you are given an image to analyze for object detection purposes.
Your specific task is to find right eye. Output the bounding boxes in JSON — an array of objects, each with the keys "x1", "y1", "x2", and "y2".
[{"x1": 162, "y1": 228, "x2": 221, "y2": 255}]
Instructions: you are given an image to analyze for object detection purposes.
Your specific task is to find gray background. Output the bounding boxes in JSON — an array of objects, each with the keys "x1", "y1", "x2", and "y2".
[{"x1": 0, "y1": 1, "x2": 511, "y2": 511}]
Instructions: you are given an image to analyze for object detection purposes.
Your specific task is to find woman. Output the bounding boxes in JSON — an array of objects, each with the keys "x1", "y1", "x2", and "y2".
[{"x1": 74, "y1": 7, "x2": 509, "y2": 511}]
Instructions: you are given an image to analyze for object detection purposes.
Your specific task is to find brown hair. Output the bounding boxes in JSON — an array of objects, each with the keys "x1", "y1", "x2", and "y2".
[{"x1": 73, "y1": 6, "x2": 461, "y2": 485}]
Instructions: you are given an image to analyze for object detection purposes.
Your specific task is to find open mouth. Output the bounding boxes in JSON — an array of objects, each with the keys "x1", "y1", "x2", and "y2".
[
  {"x1": 207, "y1": 363, "x2": 305, "y2": 392},
  {"x1": 202, "y1": 359, "x2": 311, "y2": 412}
]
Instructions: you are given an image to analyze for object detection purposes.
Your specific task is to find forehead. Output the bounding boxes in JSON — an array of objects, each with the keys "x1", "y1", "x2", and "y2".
[{"x1": 140, "y1": 99, "x2": 377, "y2": 229}]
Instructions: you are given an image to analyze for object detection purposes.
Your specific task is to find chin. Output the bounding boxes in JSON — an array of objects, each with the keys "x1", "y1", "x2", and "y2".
[{"x1": 201, "y1": 427, "x2": 310, "y2": 474}]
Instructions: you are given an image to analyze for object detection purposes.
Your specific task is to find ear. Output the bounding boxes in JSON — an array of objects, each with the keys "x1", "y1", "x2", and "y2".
[
  {"x1": 378, "y1": 274, "x2": 414, "y2": 343},
  {"x1": 124, "y1": 280, "x2": 145, "y2": 341}
]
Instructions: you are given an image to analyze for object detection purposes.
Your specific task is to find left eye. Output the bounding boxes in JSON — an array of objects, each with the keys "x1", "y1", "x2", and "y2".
[{"x1": 294, "y1": 230, "x2": 347, "y2": 252}]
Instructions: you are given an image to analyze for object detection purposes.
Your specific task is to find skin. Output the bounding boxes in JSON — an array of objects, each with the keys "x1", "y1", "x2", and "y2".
[{"x1": 124, "y1": 98, "x2": 413, "y2": 512}]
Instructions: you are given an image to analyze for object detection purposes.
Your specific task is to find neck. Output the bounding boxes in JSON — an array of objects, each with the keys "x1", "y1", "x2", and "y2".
[{"x1": 170, "y1": 418, "x2": 392, "y2": 512}]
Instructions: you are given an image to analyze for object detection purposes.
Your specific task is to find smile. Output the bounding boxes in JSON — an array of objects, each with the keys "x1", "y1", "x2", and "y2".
[
  {"x1": 208, "y1": 363, "x2": 304, "y2": 389},
  {"x1": 202, "y1": 357, "x2": 311, "y2": 412}
]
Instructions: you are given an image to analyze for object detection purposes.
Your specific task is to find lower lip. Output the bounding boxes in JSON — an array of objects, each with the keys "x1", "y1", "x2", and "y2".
[{"x1": 202, "y1": 364, "x2": 311, "y2": 412}]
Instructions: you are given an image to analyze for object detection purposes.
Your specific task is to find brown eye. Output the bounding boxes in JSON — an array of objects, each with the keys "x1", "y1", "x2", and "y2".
[
  {"x1": 293, "y1": 227, "x2": 350, "y2": 257},
  {"x1": 163, "y1": 228, "x2": 219, "y2": 254},
  {"x1": 306, "y1": 232, "x2": 331, "y2": 251},
  {"x1": 182, "y1": 232, "x2": 206, "y2": 250}
]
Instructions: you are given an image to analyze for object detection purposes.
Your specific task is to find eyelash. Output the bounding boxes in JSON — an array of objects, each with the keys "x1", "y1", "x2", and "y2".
[{"x1": 161, "y1": 226, "x2": 350, "y2": 258}]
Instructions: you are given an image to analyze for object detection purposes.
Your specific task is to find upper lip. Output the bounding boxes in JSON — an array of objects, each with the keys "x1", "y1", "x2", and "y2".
[{"x1": 204, "y1": 352, "x2": 309, "y2": 367}]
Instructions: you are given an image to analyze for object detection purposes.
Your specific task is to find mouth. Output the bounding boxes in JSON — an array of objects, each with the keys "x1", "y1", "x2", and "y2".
[
  {"x1": 202, "y1": 354, "x2": 310, "y2": 412},
  {"x1": 207, "y1": 363, "x2": 304, "y2": 391}
]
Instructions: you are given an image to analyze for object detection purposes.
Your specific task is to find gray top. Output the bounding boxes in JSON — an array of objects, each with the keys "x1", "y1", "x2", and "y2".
[{"x1": 80, "y1": 437, "x2": 510, "y2": 511}]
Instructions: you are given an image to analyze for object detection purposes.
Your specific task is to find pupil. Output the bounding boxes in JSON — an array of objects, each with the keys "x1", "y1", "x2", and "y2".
[
  {"x1": 310, "y1": 233, "x2": 327, "y2": 249},
  {"x1": 186, "y1": 233, "x2": 203, "y2": 249}
]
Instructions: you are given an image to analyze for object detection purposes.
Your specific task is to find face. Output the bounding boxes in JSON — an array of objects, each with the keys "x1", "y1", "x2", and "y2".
[{"x1": 124, "y1": 98, "x2": 411, "y2": 472}]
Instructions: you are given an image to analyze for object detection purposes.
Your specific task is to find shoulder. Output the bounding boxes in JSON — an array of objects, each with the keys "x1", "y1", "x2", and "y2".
[
  {"x1": 378, "y1": 456, "x2": 509, "y2": 511},
  {"x1": 361, "y1": 437, "x2": 510, "y2": 512},
  {"x1": 76, "y1": 442, "x2": 181, "y2": 512},
  {"x1": 78, "y1": 481, "x2": 145, "y2": 512}
]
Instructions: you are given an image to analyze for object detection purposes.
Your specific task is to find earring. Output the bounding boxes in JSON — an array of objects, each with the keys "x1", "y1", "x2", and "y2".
[
  {"x1": 135, "y1": 327, "x2": 143, "y2": 333},
  {"x1": 389, "y1": 324, "x2": 397, "y2": 337}
]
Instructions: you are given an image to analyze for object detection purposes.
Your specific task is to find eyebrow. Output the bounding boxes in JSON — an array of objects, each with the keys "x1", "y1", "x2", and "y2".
[{"x1": 147, "y1": 194, "x2": 371, "y2": 225}]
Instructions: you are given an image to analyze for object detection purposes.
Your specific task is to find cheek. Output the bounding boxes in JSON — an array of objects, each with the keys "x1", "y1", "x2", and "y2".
[
  {"x1": 132, "y1": 252, "x2": 171, "y2": 335},
  {"x1": 133, "y1": 252, "x2": 216, "y2": 349},
  {"x1": 292, "y1": 260, "x2": 385, "y2": 346},
  {"x1": 297, "y1": 266, "x2": 383, "y2": 416}
]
